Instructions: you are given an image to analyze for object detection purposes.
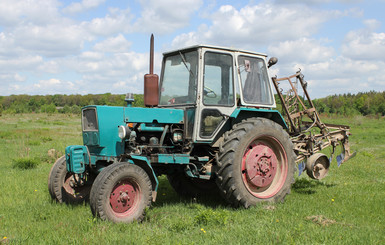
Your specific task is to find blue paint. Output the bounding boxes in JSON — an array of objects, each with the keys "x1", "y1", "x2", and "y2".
[
  {"x1": 298, "y1": 161, "x2": 305, "y2": 177},
  {"x1": 129, "y1": 155, "x2": 159, "y2": 192},
  {"x1": 337, "y1": 153, "x2": 344, "y2": 167},
  {"x1": 124, "y1": 107, "x2": 184, "y2": 124},
  {"x1": 157, "y1": 154, "x2": 190, "y2": 164},
  {"x1": 138, "y1": 123, "x2": 164, "y2": 132},
  {"x1": 230, "y1": 108, "x2": 287, "y2": 129},
  {"x1": 65, "y1": 145, "x2": 88, "y2": 174},
  {"x1": 82, "y1": 105, "x2": 125, "y2": 158}
]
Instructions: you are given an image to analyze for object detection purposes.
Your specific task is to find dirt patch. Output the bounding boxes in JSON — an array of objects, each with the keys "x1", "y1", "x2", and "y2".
[
  {"x1": 262, "y1": 205, "x2": 276, "y2": 211},
  {"x1": 306, "y1": 215, "x2": 336, "y2": 226}
]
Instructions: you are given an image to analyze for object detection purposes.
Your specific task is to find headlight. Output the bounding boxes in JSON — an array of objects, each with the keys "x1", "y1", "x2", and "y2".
[{"x1": 118, "y1": 125, "x2": 130, "y2": 139}]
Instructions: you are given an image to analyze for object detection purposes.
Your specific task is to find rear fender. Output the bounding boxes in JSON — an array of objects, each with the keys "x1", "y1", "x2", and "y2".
[
  {"x1": 212, "y1": 108, "x2": 287, "y2": 147},
  {"x1": 230, "y1": 108, "x2": 287, "y2": 129}
]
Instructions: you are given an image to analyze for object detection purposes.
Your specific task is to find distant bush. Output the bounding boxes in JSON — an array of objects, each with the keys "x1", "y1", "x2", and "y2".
[
  {"x1": 40, "y1": 103, "x2": 57, "y2": 114},
  {"x1": 12, "y1": 157, "x2": 40, "y2": 169},
  {"x1": 313, "y1": 91, "x2": 385, "y2": 116},
  {"x1": 0, "y1": 93, "x2": 144, "y2": 114}
]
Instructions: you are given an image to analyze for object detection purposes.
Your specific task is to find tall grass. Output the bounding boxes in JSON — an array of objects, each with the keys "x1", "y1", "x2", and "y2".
[{"x1": 0, "y1": 113, "x2": 384, "y2": 244}]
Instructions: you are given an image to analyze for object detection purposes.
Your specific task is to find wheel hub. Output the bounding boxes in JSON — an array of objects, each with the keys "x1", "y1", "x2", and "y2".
[
  {"x1": 110, "y1": 181, "x2": 136, "y2": 213},
  {"x1": 244, "y1": 143, "x2": 278, "y2": 188}
]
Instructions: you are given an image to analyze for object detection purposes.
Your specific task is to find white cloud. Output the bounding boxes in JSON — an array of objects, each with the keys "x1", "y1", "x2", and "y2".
[
  {"x1": 0, "y1": 55, "x2": 43, "y2": 72},
  {"x1": 31, "y1": 78, "x2": 77, "y2": 94},
  {"x1": 81, "y1": 8, "x2": 133, "y2": 36},
  {"x1": 341, "y1": 19, "x2": 385, "y2": 61},
  {"x1": 38, "y1": 60, "x2": 60, "y2": 74},
  {"x1": 270, "y1": 55, "x2": 385, "y2": 98},
  {"x1": 268, "y1": 38, "x2": 335, "y2": 64},
  {"x1": 134, "y1": 0, "x2": 203, "y2": 34},
  {"x1": 274, "y1": 0, "x2": 363, "y2": 5},
  {"x1": 63, "y1": 0, "x2": 106, "y2": 14},
  {"x1": 11, "y1": 22, "x2": 89, "y2": 57},
  {"x1": 93, "y1": 34, "x2": 132, "y2": 53},
  {"x1": 0, "y1": 73, "x2": 25, "y2": 84},
  {"x1": 0, "y1": 0, "x2": 383, "y2": 98},
  {"x1": 171, "y1": 3, "x2": 332, "y2": 50},
  {"x1": 0, "y1": 0, "x2": 60, "y2": 27}
]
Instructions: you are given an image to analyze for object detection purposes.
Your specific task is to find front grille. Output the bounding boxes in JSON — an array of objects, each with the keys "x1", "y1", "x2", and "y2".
[{"x1": 82, "y1": 108, "x2": 98, "y2": 131}]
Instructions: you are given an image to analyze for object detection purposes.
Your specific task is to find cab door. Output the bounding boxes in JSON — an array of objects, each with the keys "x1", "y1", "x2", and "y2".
[{"x1": 194, "y1": 49, "x2": 237, "y2": 142}]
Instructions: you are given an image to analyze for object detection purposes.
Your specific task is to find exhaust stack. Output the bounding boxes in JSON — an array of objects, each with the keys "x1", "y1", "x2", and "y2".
[{"x1": 144, "y1": 34, "x2": 159, "y2": 107}]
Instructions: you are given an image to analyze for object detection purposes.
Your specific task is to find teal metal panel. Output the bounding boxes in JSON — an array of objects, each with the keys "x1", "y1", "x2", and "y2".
[
  {"x1": 81, "y1": 106, "x2": 185, "y2": 161},
  {"x1": 82, "y1": 105, "x2": 125, "y2": 158},
  {"x1": 138, "y1": 123, "x2": 164, "y2": 132},
  {"x1": 124, "y1": 107, "x2": 184, "y2": 124},
  {"x1": 230, "y1": 108, "x2": 288, "y2": 129},
  {"x1": 129, "y1": 155, "x2": 159, "y2": 193},
  {"x1": 96, "y1": 106, "x2": 125, "y2": 157},
  {"x1": 65, "y1": 145, "x2": 88, "y2": 174},
  {"x1": 156, "y1": 154, "x2": 190, "y2": 164},
  {"x1": 83, "y1": 131, "x2": 99, "y2": 145}
]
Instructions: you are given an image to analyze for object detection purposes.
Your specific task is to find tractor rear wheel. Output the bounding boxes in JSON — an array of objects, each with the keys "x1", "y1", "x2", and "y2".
[
  {"x1": 48, "y1": 156, "x2": 91, "y2": 203},
  {"x1": 167, "y1": 172, "x2": 218, "y2": 197},
  {"x1": 90, "y1": 163, "x2": 152, "y2": 223},
  {"x1": 215, "y1": 118, "x2": 296, "y2": 208}
]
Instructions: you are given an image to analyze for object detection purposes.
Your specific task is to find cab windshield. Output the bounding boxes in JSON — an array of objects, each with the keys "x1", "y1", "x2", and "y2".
[{"x1": 159, "y1": 51, "x2": 198, "y2": 105}]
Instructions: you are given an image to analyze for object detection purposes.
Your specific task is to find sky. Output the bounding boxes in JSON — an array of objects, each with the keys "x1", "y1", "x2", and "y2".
[{"x1": 0, "y1": 0, "x2": 384, "y2": 98}]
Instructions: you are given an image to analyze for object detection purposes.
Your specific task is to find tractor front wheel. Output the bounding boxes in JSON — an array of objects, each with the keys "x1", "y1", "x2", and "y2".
[
  {"x1": 216, "y1": 118, "x2": 296, "y2": 208},
  {"x1": 90, "y1": 163, "x2": 152, "y2": 223},
  {"x1": 48, "y1": 156, "x2": 91, "y2": 203}
]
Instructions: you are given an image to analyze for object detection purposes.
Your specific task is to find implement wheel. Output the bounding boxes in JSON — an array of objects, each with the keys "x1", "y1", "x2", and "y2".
[
  {"x1": 216, "y1": 118, "x2": 296, "y2": 207},
  {"x1": 90, "y1": 163, "x2": 152, "y2": 223},
  {"x1": 306, "y1": 153, "x2": 330, "y2": 180},
  {"x1": 48, "y1": 156, "x2": 91, "y2": 203}
]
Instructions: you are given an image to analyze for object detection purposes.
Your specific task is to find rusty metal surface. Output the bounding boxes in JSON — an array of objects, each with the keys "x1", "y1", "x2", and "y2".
[
  {"x1": 272, "y1": 71, "x2": 355, "y2": 165},
  {"x1": 144, "y1": 34, "x2": 159, "y2": 107}
]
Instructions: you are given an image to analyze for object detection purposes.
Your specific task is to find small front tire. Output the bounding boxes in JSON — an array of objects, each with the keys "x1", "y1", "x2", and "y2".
[
  {"x1": 48, "y1": 156, "x2": 91, "y2": 203},
  {"x1": 90, "y1": 163, "x2": 152, "y2": 223}
]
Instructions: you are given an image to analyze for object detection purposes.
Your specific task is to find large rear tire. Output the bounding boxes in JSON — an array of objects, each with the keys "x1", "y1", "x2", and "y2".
[
  {"x1": 215, "y1": 118, "x2": 296, "y2": 208},
  {"x1": 48, "y1": 156, "x2": 91, "y2": 203},
  {"x1": 90, "y1": 163, "x2": 152, "y2": 223}
]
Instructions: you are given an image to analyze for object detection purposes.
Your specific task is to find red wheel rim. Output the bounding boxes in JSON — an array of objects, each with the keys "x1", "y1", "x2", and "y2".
[
  {"x1": 109, "y1": 179, "x2": 140, "y2": 217},
  {"x1": 241, "y1": 135, "x2": 288, "y2": 199}
]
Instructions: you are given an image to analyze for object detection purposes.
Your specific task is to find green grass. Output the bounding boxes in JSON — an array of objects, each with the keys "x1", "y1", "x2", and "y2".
[{"x1": 0, "y1": 113, "x2": 384, "y2": 244}]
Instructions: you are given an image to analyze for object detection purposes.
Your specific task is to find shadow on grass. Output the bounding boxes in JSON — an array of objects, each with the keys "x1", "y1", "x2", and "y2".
[
  {"x1": 152, "y1": 177, "x2": 228, "y2": 209},
  {"x1": 292, "y1": 178, "x2": 336, "y2": 195}
]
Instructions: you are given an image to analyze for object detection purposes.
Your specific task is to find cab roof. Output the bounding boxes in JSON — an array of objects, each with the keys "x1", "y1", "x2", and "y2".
[{"x1": 163, "y1": 44, "x2": 267, "y2": 57}]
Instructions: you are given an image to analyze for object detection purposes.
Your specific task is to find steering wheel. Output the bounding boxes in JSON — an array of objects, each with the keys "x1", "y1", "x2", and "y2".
[{"x1": 204, "y1": 86, "x2": 217, "y2": 98}]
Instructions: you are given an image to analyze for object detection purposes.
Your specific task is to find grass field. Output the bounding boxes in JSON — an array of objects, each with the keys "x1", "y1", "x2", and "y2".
[{"x1": 0, "y1": 113, "x2": 384, "y2": 244}]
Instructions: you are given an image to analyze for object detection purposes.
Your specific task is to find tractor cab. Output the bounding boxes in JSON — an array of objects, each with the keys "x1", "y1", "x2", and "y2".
[{"x1": 155, "y1": 45, "x2": 277, "y2": 142}]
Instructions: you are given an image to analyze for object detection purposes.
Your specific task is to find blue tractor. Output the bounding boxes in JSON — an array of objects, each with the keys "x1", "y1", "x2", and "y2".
[{"x1": 48, "y1": 36, "x2": 354, "y2": 223}]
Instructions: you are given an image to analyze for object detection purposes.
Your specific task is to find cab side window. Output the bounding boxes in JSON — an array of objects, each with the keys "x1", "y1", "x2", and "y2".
[{"x1": 238, "y1": 56, "x2": 273, "y2": 105}]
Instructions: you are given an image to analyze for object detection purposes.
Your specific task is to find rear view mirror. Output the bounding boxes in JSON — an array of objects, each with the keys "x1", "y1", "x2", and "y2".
[{"x1": 268, "y1": 57, "x2": 278, "y2": 68}]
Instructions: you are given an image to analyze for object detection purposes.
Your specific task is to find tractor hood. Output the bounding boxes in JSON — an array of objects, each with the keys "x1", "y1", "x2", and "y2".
[
  {"x1": 81, "y1": 105, "x2": 185, "y2": 159},
  {"x1": 123, "y1": 107, "x2": 184, "y2": 124}
]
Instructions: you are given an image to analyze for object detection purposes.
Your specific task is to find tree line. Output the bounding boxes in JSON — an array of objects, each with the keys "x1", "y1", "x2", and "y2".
[
  {"x1": 0, "y1": 91, "x2": 384, "y2": 116},
  {"x1": 0, "y1": 93, "x2": 144, "y2": 114},
  {"x1": 312, "y1": 91, "x2": 385, "y2": 116}
]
